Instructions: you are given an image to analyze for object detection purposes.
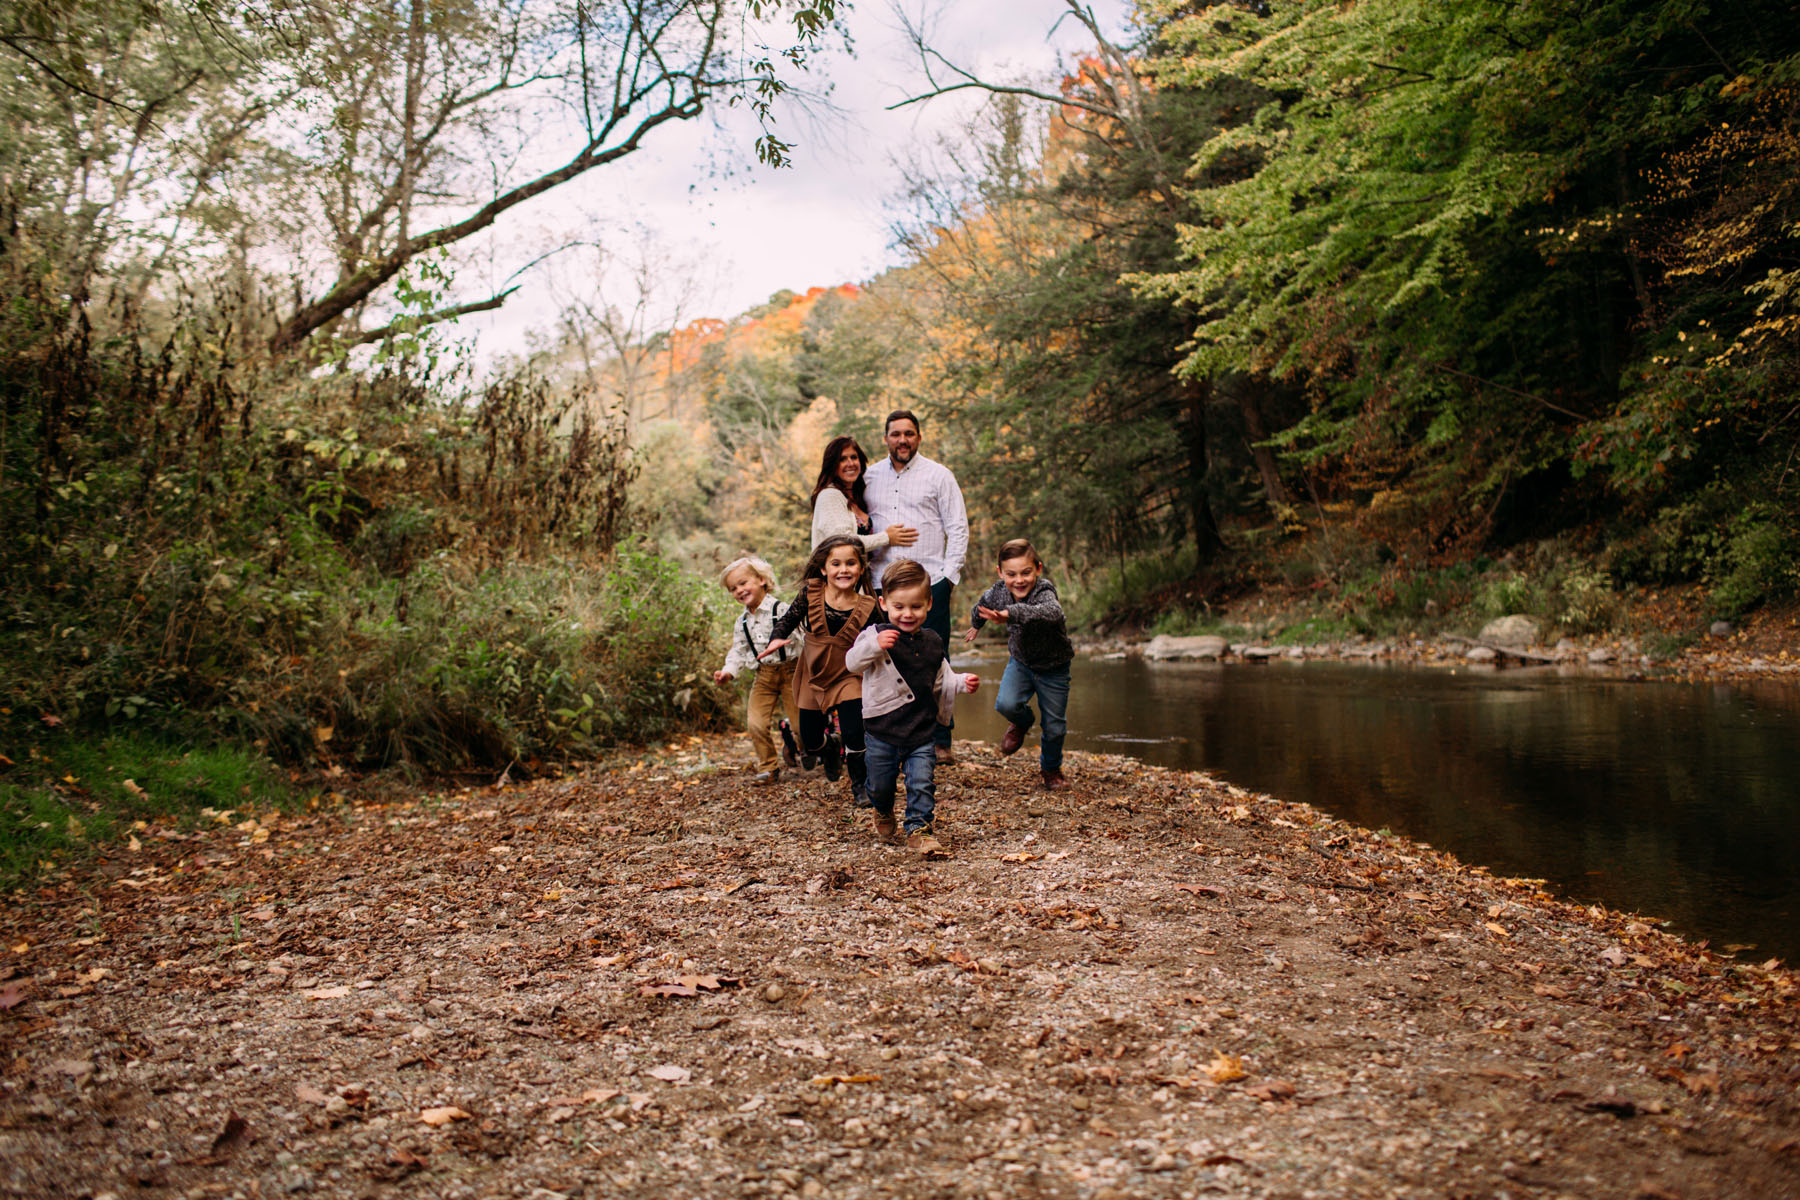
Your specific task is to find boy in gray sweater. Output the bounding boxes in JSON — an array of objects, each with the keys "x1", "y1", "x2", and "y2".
[{"x1": 962, "y1": 539, "x2": 1075, "y2": 789}]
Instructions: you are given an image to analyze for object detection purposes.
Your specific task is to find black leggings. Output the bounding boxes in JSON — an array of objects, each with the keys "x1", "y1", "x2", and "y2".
[{"x1": 798, "y1": 701, "x2": 865, "y2": 790}]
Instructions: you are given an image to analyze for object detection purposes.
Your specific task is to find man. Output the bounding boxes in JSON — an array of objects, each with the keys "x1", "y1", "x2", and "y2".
[{"x1": 864, "y1": 409, "x2": 969, "y2": 764}]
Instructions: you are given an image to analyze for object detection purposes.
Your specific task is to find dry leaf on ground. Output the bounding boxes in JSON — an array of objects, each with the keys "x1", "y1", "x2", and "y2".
[{"x1": 419, "y1": 1106, "x2": 472, "y2": 1126}]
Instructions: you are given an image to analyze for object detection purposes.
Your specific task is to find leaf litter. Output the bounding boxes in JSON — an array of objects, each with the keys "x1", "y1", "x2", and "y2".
[{"x1": 1, "y1": 733, "x2": 1797, "y2": 1199}]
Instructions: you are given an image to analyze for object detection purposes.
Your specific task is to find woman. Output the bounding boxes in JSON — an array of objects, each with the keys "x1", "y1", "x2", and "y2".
[{"x1": 809, "y1": 435, "x2": 918, "y2": 553}]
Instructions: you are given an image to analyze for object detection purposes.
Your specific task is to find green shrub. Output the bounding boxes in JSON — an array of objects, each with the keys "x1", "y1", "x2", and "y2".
[{"x1": 1711, "y1": 508, "x2": 1800, "y2": 616}]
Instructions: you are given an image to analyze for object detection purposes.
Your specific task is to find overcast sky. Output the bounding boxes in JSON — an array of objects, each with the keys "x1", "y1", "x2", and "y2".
[{"x1": 457, "y1": 0, "x2": 1134, "y2": 359}]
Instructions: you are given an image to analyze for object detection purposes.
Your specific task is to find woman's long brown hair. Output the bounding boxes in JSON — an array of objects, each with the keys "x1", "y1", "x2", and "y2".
[{"x1": 809, "y1": 435, "x2": 869, "y2": 509}]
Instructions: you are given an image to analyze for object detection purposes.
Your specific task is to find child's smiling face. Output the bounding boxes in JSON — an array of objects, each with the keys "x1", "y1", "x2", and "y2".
[
  {"x1": 881, "y1": 583, "x2": 931, "y2": 632},
  {"x1": 823, "y1": 546, "x2": 864, "y2": 593},
  {"x1": 999, "y1": 554, "x2": 1041, "y2": 600},
  {"x1": 724, "y1": 566, "x2": 767, "y2": 611}
]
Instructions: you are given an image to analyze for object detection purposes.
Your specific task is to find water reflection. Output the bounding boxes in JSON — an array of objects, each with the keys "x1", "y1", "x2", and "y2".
[{"x1": 951, "y1": 657, "x2": 1800, "y2": 961}]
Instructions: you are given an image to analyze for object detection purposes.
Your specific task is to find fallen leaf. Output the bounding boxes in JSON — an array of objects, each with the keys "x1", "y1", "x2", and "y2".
[
  {"x1": 639, "y1": 982, "x2": 699, "y2": 998},
  {"x1": 1204, "y1": 1053, "x2": 1247, "y2": 1084},
  {"x1": 674, "y1": 974, "x2": 737, "y2": 990},
  {"x1": 419, "y1": 1106, "x2": 472, "y2": 1126},
  {"x1": 580, "y1": 1088, "x2": 621, "y2": 1104},
  {"x1": 999, "y1": 852, "x2": 1040, "y2": 863},
  {"x1": 1176, "y1": 883, "x2": 1224, "y2": 897},
  {"x1": 0, "y1": 981, "x2": 27, "y2": 1010},
  {"x1": 645, "y1": 1064, "x2": 691, "y2": 1084},
  {"x1": 808, "y1": 1074, "x2": 881, "y2": 1086},
  {"x1": 1598, "y1": 946, "x2": 1628, "y2": 967},
  {"x1": 1484, "y1": 922, "x2": 1511, "y2": 938},
  {"x1": 243, "y1": 909, "x2": 275, "y2": 922},
  {"x1": 295, "y1": 1085, "x2": 329, "y2": 1105},
  {"x1": 1246, "y1": 1079, "x2": 1296, "y2": 1102},
  {"x1": 1533, "y1": 984, "x2": 1569, "y2": 999},
  {"x1": 74, "y1": 967, "x2": 109, "y2": 984},
  {"x1": 121, "y1": 779, "x2": 148, "y2": 800},
  {"x1": 1200, "y1": 1153, "x2": 1245, "y2": 1166},
  {"x1": 305, "y1": 985, "x2": 351, "y2": 1000}
]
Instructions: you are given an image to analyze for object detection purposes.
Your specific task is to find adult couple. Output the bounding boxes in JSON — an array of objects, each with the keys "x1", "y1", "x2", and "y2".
[{"x1": 807, "y1": 409, "x2": 968, "y2": 764}]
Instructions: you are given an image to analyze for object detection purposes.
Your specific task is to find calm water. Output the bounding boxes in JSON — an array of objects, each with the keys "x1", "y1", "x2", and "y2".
[{"x1": 950, "y1": 656, "x2": 1800, "y2": 961}]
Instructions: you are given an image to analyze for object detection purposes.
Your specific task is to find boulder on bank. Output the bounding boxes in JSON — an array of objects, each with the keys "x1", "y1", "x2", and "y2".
[
  {"x1": 1478, "y1": 614, "x2": 1541, "y2": 647},
  {"x1": 1143, "y1": 634, "x2": 1229, "y2": 661}
]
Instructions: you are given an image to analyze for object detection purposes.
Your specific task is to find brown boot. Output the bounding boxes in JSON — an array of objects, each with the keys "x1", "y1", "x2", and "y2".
[
  {"x1": 872, "y1": 810, "x2": 898, "y2": 841},
  {"x1": 1000, "y1": 724, "x2": 1026, "y2": 756},
  {"x1": 1041, "y1": 769, "x2": 1069, "y2": 791},
  {"x1": 907, "y1": 830, "x2": 946, "y2": 858}
]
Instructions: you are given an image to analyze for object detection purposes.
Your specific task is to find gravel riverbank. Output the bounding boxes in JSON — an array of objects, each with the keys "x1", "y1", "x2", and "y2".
[{"x1": 3, "y1": 735, "x2": 1797, "y2": 1198}]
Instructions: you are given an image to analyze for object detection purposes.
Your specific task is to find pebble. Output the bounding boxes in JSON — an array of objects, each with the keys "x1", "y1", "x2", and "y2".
[
  {"x1": 763, "y1": 983, "x2": 785, "y2": 1004},
  {"x1": 879, "y1": 1047, "x2": 900, "y2": 1061},
  {"x1": 1069, "y1": 1096, "x2": 1091, "y2": 1111}
]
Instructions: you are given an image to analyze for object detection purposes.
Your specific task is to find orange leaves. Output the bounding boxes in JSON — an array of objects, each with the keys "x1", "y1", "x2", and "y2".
[
  {"x1": 419, "y1": 1106, "x2": 472, "y2": 1126},
  {"x1": 1203, "y1": 1053, "x2": 1247, "y2": 1084}
]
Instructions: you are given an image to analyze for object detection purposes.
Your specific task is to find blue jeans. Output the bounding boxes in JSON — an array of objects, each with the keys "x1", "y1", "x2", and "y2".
[
  {"x1": 928, "y1": 577, "x2": 955, "y2": 748},
  {"x1": 865, "y1": 732, "x2": 938, "y2": 834},
  {"x1": 996, "y1": 660, "x2": 1071, "y2": 772}
]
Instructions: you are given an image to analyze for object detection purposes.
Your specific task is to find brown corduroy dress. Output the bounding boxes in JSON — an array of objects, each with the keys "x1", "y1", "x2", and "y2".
[{"x1": 793, "y1": 581, "x2": 879, "y2": 712}]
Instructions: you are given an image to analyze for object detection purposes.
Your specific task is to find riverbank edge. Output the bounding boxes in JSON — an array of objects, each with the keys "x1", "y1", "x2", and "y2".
[{"x1": 1058, "y1": 630, "x2": 1800, "y2": 682}]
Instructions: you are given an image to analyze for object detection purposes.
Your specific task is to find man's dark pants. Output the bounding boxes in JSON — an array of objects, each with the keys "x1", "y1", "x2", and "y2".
[{"x1": 928, "y1": 577, "x2": 955, "y2": 748}]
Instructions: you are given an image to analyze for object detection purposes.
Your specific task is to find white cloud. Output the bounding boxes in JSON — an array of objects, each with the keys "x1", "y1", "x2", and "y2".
[{"x1": 455, "y1": 0, "x2": 1133, "y2": 362}]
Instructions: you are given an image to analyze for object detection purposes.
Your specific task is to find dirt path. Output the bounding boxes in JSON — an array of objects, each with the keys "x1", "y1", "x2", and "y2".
[{"x1": 4, "y1": 736, "x2": 1798, "y2": 1199}]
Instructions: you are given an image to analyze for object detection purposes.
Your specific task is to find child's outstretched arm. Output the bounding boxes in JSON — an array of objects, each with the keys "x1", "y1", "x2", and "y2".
[
  {"x1": 717, "y1": 613, "x2": 756, "y2": 681},
  {"x1": 967, "y1": 581, "x2": 1005, "y2": 632}
]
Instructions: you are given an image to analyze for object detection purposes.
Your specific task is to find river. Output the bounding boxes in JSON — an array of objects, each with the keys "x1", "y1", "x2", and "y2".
[{"x1": 950, "y1": 655, "x2": 1800, "y2": 962}]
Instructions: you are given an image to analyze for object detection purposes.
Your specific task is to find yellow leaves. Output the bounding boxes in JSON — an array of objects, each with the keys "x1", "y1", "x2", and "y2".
[{"x1": 1203, "y1": 1052, "x2": 1247, "y2": 1084}]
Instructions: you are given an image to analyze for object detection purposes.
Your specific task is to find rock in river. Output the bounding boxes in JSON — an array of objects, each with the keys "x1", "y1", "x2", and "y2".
[
  {"x1": 1478, "y1": 614, "x2": 1540, "y2": 647},
  {"x1": 1143, "y1": 634, "x2": 1228, "y2": 661}
]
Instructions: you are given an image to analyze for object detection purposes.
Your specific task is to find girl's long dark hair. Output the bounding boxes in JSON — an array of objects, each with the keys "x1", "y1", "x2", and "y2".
[
  {"x1": 809, "y1": 436, "x2": 869, "y2": 508},
  {"x1": 802, "y1": 534, "x2": 873, "y2": 596}
]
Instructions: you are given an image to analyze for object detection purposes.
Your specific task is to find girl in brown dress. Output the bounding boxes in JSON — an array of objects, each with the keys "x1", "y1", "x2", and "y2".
[{"x1": 760, "y1": 535, "x2": 879, "y2": 808}]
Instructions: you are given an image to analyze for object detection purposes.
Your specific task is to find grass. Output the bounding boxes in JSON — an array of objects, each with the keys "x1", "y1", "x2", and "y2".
[{"x1": 0, "y1": 733, "x2": 292, "y2": 888}]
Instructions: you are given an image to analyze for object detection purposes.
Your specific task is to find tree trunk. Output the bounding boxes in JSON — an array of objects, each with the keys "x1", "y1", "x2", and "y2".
[
  {"x1": 1235, "y1": 374, "x2": 1290, "y2": 508},
  {"x1": 1183, "y1": 377, "x2": 1225, "y2": 561}
]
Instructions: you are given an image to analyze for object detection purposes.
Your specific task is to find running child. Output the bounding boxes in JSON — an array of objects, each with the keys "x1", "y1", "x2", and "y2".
[
  {"x1": 713, "y1": 556, "x2": 803, "y2": 784},
  {"x1": 963, "y1": 538, "x2": 1074, "y2": 790},
  {"x1": 759, "y1": 535, "x2": 879, "y2": 808},
  {"x1": 846, "y1": 559, "x2": 980, "y2": 856}
]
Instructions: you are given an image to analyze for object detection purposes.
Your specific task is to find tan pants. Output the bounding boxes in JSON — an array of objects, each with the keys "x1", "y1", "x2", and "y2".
[{"x1": 747, "y1": 660, "x2": 800, "y2": 771}]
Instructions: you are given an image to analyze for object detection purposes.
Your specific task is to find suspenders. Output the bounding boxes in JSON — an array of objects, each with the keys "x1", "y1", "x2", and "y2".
[{"x1": 744, "y1": 601, "x2": 791, "y2": 664}]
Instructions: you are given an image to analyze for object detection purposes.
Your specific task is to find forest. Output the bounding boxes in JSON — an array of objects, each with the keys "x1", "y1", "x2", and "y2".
[{"x1": 3, "y1": 0, "x2": 1798, "y2": 864}]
